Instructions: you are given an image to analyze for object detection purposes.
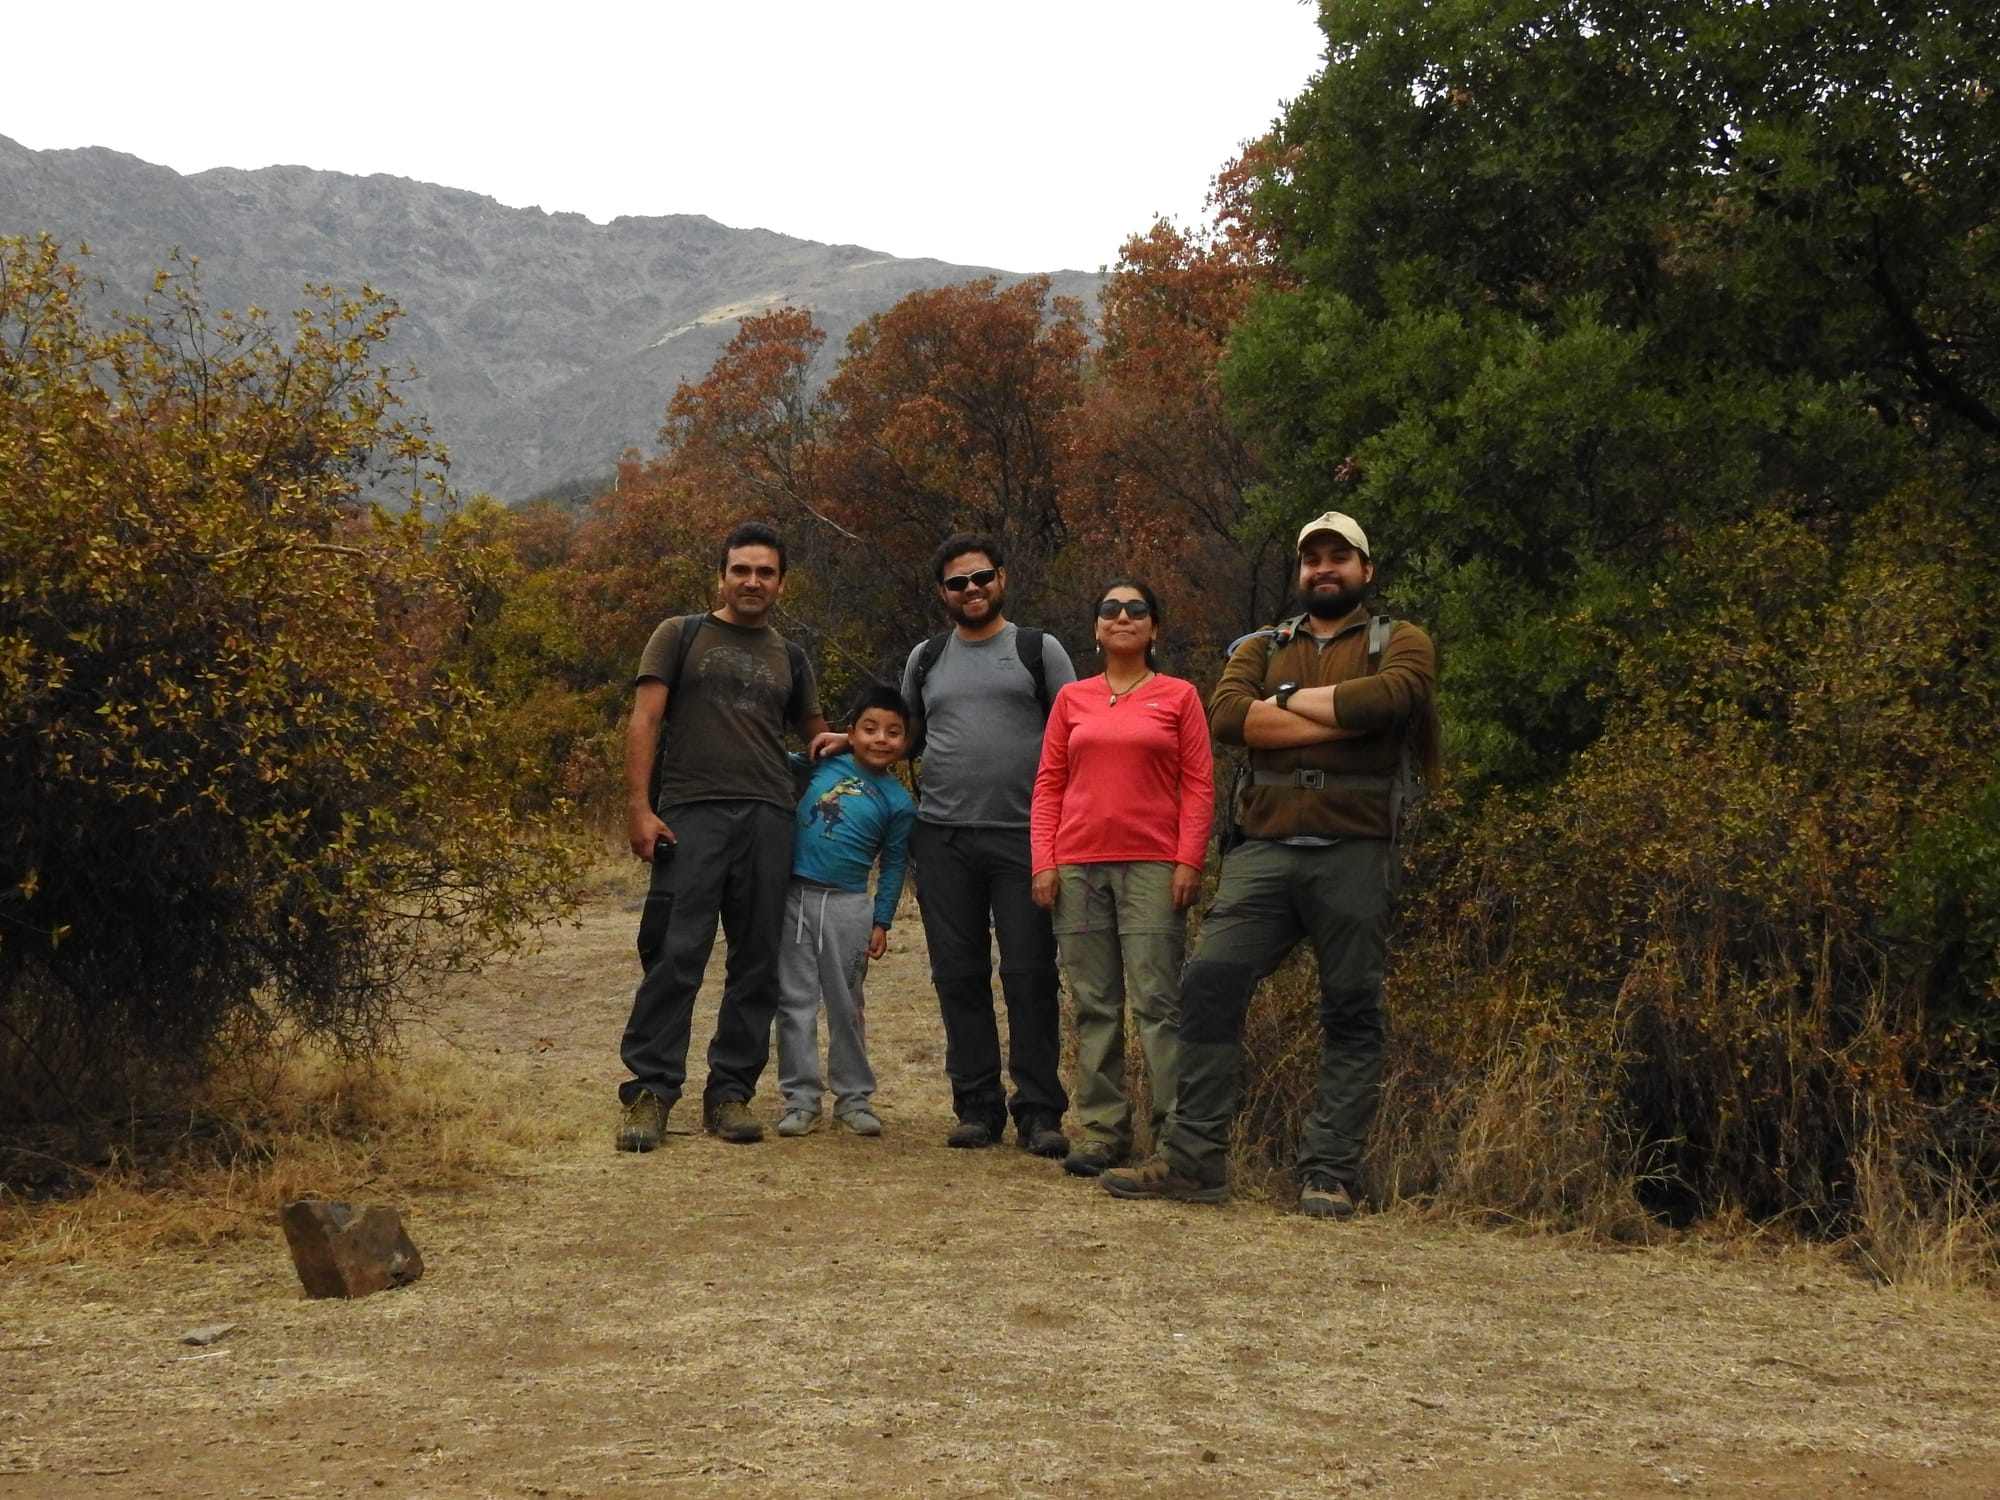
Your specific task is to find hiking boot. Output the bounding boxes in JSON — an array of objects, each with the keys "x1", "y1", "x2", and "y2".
[
  {"x1": 615, "y1": 1092, "x2": 668, "y2": 1153},
  {"x1": 1061, "y1": 1140, "x2": 1126, "y2": 1178},
  {"x1": 704, "y1": 1100, "x2": 765, "y2": 1144},
  {"x1": 1019, "y1": 1115, "x2": 1070, "y2": 1159},
  {"x1": 1100, "y1": 1155, "x2": 1227, "y2": 1205},
  {"x1": 946, "y1": 1116, "x2": 1004, "y2": 1149},
  {"x1": 836, "y1": 1107, "x2": 883, "y2": 1137},
  {"x1": 1298, "y1": 1177, "x2": 1357, "y2": 1220},
  {"x1": 776, "y1": 1108, "x2": 820, "y2": 1138}
]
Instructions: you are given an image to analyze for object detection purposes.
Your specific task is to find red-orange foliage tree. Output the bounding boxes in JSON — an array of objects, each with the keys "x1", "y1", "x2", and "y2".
[
  {"x1": 472, "y1": 309, "x2": 848, "y2": 808},
  {"x1": 1062, "y1": 147, "x2": 1297, "y2": 667},
  {"x1": 817, "y1": 277, "x2": 1089, "y2": 659},
  {"x1": 659, "y1": 308, "x2": 839, "y2": 543}
]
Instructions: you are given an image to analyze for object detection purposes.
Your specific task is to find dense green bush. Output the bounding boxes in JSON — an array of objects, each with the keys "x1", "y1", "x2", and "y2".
[{"x1": 1205, "y1": 0, "x2": 2000, "y2": 1263}]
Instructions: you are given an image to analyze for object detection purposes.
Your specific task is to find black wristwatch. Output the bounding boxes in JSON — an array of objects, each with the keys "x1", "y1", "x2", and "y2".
[{"x1": 1274, "y1": 682, "x2": 1300, "y2": 710}]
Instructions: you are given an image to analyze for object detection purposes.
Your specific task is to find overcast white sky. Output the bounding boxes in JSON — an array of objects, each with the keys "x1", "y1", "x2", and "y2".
[{"x1": 8, "y1": 1, "x2": 1326, "y2": 272}]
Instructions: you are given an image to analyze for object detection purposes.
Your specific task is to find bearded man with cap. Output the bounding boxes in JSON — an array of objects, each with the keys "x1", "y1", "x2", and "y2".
[{"x1": 1100, "y1": 510, "x2": 1438, "y2": 1217}]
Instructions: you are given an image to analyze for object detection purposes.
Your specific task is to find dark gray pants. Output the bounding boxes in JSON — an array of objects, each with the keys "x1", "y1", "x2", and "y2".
[
  {"x1": 618, "y1": 799, "x2": 794, "y2": 1114},
  {"x1": 1163, "y1": 838, "x2": 1393, "y2": 1189},
  {"x1": 910, "y1": 820, "x2": 1068, "y2": 1129}
]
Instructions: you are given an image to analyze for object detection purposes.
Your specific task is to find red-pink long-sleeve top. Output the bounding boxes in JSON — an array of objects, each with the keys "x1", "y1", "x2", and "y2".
[{"x1": 1031, "y1": 673, "x2": 1215, "y2": 873}]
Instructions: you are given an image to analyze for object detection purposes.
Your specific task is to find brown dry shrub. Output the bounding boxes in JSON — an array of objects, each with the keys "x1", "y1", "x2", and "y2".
[
  {"x1": 0, "y1": 243, "x2": 586, "y2": 1113},
  {"x1": 1846, "y1": 1114, "x2": 2000, "y2": 1290}
]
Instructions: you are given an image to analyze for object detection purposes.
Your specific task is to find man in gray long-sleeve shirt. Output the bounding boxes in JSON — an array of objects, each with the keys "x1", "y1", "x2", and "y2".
[{"x1": 900, "y1": 534, "x2": 1077, "y2": 1155}]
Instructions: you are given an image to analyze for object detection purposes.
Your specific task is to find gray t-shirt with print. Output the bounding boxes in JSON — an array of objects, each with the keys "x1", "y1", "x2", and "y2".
[{"x1": 900, "y1": 622, "x2": 1076, "y2": 828}]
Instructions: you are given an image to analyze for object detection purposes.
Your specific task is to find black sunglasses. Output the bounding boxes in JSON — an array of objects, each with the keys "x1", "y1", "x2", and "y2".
[
  {"x1": 942, "y1": 567, "x2": 999, "y2": 592},
  {"x1": 1097, "y1": 598, "x2": 1153, "y2": 620}
]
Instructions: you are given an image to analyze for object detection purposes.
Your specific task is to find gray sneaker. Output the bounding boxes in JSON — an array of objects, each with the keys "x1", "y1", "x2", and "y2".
[
  {"x1": 615, "y1": 1092, "x2": 668, "y2": 1153},
  {"x1": 704, "y1": 1100, "x2": 765, "y2": 1144},
  {"x1": 776, "y1": 1108, "x2": 820, "y2": 1137},
  {"x1": 836, "y1": 1107, "x2": 883, "y2": 1137}
]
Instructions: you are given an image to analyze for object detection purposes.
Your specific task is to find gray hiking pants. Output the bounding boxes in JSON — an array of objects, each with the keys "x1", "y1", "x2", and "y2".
[{"x1": 775, "y1": 882, "x2": 879, "y2": 1117}]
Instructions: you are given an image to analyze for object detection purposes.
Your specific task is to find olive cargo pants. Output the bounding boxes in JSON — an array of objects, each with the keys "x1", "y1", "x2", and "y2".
[
  {"x1": 1161, "y1": 838, "x2": 1393, "y2": 1190},
  {"x1": 1052, "y1": 860, "x2": 1185, "y2": 1157}
]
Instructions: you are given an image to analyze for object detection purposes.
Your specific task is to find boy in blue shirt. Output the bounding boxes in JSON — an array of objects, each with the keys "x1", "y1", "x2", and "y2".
[{"x1": 775, "y1": 684, "x2": 917, "y2": 1137}]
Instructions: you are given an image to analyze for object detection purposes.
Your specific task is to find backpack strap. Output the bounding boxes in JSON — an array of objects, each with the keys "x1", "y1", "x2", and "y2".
[
  {"x1": 910, "y1": 630, "x2": 954, "y2": 721},
  {"x1": 649, "y1": 613, "x2": 707, "y2": 812},
  {"x1": 912, "y1": 626, "x2": 1050, "y2": 717},
  {"x1": 666, "y1": 612, "x2": 807, "y2": 720},
  {"x1": 1366, "y1": 613, "x2": 1394, "y2": 673},
  {"x1": 1014, "y1": 626, "x2": 1051, "y2": 718},
  {"x1": 909, "y1": 624, "x2": 1051, "y2": 751},
  {"x1": 1223, "y1": 614, "x2": 1309, "y2": 670},
  {"x1": 665, "y1": 612, "x2": 707, "y2": 699},
  {"x1": 783, "y1": 638, "x2": 809, "y2": 726},
  {"x1": 907, "y1": 630, "x2": 953, "y2": 762}
]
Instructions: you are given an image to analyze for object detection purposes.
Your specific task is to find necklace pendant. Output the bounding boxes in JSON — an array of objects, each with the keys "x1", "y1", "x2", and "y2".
[{"x1": 1107, "y1": 670, "x2": 1150, "y2": 706}]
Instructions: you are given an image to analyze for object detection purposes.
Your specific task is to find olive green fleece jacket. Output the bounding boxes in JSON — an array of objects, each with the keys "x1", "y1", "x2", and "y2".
[{"x1": 1209, "y1": 606, "x2": 1437, "y2": 842}]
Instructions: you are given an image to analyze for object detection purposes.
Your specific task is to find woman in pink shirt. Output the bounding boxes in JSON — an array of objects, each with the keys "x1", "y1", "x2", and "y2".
[{"x1": 1031, "y1": 579, "x2": 1215, "y2": 1177}]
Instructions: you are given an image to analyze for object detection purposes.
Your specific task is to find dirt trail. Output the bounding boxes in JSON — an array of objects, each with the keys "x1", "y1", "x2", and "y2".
[{"x1": 5, "y1": 868, "x2": 1999, "y2": 1498}]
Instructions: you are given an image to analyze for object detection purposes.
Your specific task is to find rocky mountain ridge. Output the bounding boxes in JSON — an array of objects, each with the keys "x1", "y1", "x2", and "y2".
[{"x1": 0, "y1": 135, "x2": 1102, "y2": 500}]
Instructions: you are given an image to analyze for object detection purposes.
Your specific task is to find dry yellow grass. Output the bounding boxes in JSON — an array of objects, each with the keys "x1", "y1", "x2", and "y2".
[{"x1": 0, "y1": 1035, "x2": 578, "y2": 1269}]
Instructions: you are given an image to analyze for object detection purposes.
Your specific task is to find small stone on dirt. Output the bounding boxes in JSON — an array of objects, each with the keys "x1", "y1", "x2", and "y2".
[
  {"x1": 177, "y1": 1322, "x2": 238, "y2": 1346},
  {"x1": 280, "y1": 1199, "x2": 425, "y2": 1299}
]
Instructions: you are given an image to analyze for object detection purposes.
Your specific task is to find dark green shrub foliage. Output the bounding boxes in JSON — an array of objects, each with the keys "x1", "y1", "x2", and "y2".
[{"x1": 1216, "y1": 1, "x2": 2000, "y2": 1238}]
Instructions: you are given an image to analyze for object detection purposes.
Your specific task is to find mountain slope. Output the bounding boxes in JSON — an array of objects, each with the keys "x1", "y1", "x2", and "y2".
[{"x1": 0, "y1": 136, "x2": 1102, "y2": 500}]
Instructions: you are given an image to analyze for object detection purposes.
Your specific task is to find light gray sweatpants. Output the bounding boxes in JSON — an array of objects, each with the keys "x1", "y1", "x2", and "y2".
[{"x1": 775, "y1": 881, "x2": 878, "y2": 1116}]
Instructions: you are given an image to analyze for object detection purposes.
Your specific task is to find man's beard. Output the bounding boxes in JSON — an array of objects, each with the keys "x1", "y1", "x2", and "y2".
[
  {"x1": 946, "y1": 583, "x2": 1005, "y2": 627},
  {"x1": 1297, "y1": 581, "x2": 1367, "y2": 620}
]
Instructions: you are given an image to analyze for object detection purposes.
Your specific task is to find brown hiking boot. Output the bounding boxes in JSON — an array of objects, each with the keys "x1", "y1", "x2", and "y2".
[
  {"x1": 1298, "y1": 1178, "x2": 1357, "y2": 1220},
  {"x1": 616, "y1": 1092, "x2": 668, "y2": 1153},
  {"x1": 1061, "y1": 1140, "x2": 1127, "y2": 1179},
  {"x1": 704, "y1": 1100, "x2": 765, "y2": 1144},
  {"x1": 1100, "y1": 1155, "x2": 1227, "y2": 1205}
]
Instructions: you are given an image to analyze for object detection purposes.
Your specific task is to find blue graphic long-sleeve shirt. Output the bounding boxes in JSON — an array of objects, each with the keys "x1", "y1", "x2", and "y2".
[{"x1": 790, "y1": 752, "x2": 915, "y2": 930}]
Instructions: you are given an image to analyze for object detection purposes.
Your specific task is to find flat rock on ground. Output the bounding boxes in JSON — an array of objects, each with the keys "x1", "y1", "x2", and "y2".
[{"x1": 3, "y1": 865, "x2": 1998, "y2": 1498}]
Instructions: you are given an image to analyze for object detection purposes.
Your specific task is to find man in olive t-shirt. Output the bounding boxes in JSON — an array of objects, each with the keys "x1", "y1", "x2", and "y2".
[{"x1": 614, "y1": 522, "x2": 826, "y2": 1152}]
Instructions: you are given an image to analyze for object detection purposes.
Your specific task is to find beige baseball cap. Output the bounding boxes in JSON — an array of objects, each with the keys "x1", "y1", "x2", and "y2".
[{"x1": 1296, "y1": 510, "x2": 1370, "y2": 557}]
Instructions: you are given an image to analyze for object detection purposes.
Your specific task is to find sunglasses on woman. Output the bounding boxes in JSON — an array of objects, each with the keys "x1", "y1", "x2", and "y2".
[
  {"x1": 1096, "y1": 599, "x2": 1152, "y2": 620},
  {"x1": 942, "y1": 567, "x2": 999, "y2": 591}
]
